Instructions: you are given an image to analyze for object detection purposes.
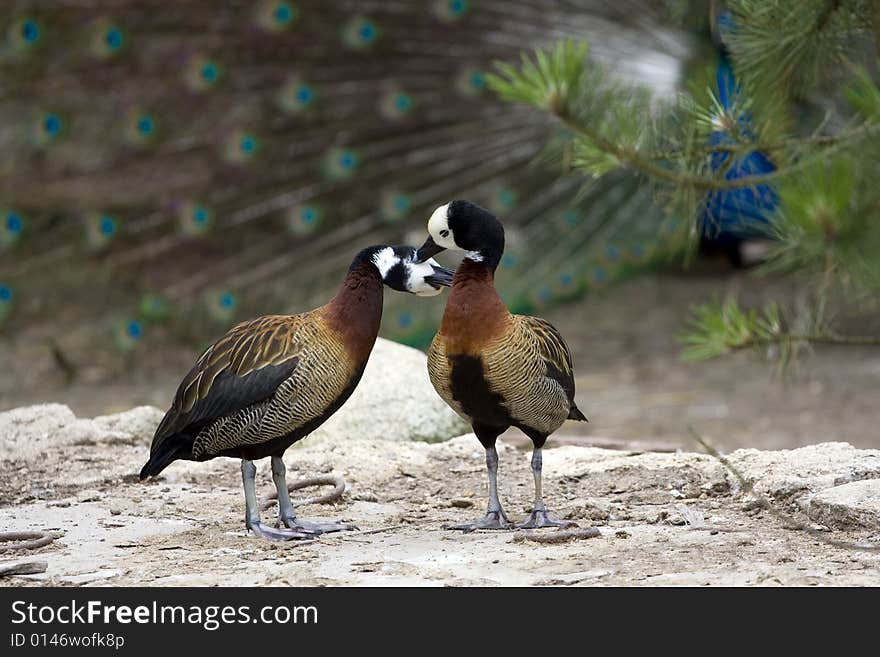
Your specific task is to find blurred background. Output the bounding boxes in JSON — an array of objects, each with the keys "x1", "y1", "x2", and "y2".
[{"x1": 1, "y1": 1, "x2": 878, "y2": 451}]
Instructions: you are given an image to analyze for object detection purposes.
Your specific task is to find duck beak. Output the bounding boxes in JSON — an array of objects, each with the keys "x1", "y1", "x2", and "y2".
[
  {"x1": 415, "y1": 236, "x2": 445, "y2": 263},
  {"x1": 424, "y1": 263, "x2": 454, "y2": 289}
]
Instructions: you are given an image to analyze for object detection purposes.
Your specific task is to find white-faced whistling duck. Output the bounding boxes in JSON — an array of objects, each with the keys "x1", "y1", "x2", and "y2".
[
  {"x1": 140, "y1": 245, "x2": 453, "y2": 541},
  {"x1": 415, "y1": 201, "x2": 588, "y2": 531}
]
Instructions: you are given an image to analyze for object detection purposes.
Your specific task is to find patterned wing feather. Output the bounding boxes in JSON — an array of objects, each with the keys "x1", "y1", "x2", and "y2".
[
  {"x1": 480, "y1": 315, "x2": 576, "y2": 434},
  {"x1": 427, "y1": 334, "x2": 461, "y2": 418},
  {"x1": 519, "y1": 315, "x2": 576, "y2": 402},
  {"x1": 151, "y1": 314, "x2": 308, "y2": 453}
]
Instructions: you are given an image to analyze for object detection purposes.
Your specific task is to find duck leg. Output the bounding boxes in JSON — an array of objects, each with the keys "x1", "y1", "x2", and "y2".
[
  {"x1": 271, "y1": 456, "x2": 355, "y2": 534},
  {"x1": 241, "y1": 460, "x2": 313, "y2": 541},
  {"x1": 516, "y1": 447, "x2": 577, "y2": 529},
  {"x1": 445, "y1": 446, "x2": 512, "y2": 532}
]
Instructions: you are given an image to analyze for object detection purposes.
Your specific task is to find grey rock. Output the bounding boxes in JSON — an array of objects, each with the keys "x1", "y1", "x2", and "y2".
[
  {"x1": 311, "y1": 338, "x2": 468, "y2": 443},
  {"x1": 806, "y1": 479, "x2": 880, "y2": 529}
]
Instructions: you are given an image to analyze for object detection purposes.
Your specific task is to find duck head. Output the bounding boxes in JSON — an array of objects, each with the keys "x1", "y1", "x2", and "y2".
[
  {"x1": 415, "y1": 200, "x2": 505, "y2": 269},
  {"x1": 351, "y1": 245, "x2": 453, "y2": 296}
]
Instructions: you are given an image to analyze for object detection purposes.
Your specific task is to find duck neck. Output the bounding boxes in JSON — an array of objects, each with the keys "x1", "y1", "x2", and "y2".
[
  {"x1": 468, "y1": 245, "x2": 502, "y2": 271},
  {"x1": 324, "y1": 263, "x2": 384, "y2": 363},
  {"x1": 440, "y1": 258, "x2": 509, "y2": 349}
]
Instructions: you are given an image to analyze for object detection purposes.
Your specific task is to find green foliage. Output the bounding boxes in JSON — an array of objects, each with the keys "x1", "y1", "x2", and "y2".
[
  {"x1": 487, "y1": 40, "x2": 589, "y2": 114},
  {"x1": 768, "y1": 155, "x2": 880, "y2": 290},
  {"x1": 726, "y1": 0, "x2": 875, "y2": 98},
  {"x1": 489, "y1": 1, "x2": 880, "y2": 364},
  {"x1": 681, "y1": 295, "x2": 880, "y2": 364},
  {"x1": 680, "y1": 298, "x2": 784, "y2": 361},
  {"x1": 846, "y1": 64, "x2": 880, "y2": 121}
]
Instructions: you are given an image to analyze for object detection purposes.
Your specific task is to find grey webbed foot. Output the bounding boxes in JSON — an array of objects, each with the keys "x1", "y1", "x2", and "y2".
[
  {"x1": 247, "y1": 521, "x2": 315, "y2": 541},
  {"x1": 278, "y1": 515, "x2": 356, "y2": 534},
  {"x1": 516, "y1": 509, "x2": 577, "y2": 529},
  {"x1": 444, "y1": 509, "x2": 513, "y2": 533}
]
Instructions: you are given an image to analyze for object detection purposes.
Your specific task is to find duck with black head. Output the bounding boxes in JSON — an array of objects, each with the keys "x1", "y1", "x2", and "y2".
[
  {"x1": 140, "y1": 245, "x2": 453, "y2": 541},
  {"x1": 416, "y1": 201, "x2": 588, "y2": 532}
]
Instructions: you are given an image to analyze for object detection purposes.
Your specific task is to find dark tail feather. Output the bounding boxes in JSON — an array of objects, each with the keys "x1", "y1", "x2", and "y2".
[
  {"x1": 139, "y1": 440, "x2": 187, "y2": 480},
  {"x1": 568, "y1": 405, "x2": 589, "y2": 422}
]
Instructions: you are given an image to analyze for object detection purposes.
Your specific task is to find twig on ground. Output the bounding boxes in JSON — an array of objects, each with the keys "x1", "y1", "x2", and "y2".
[
  {"x1": 322, "y1": 524, "x2": 409, "y2": 542},
  {"x1": 0, "y1": 561, "x2": 48, "y2": 577},
  {"x1": 688, "y1": 427, "x2": 879, "y2": 552},
  {"x1": 260, "y1": 474, "x2": 346, "y2": 511},
  {"x1": 512, "y1": 527, "x2": 601, "y2": 544},
  {"x1": 0, "y1": 531, "x2": 59, "y2": 553}
]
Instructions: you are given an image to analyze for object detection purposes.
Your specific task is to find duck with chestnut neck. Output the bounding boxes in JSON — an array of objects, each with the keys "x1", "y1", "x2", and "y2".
[{"x1": 416, "y1": 201, "x2": 587, "y2": 531}]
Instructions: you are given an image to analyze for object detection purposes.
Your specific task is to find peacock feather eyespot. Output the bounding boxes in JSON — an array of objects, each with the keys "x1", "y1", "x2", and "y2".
[
  {"x1": 257, "y1": 1, "x2": 298, "y2": 32},
  {"x1": 90, "y1": 20, "x2": 125, "y2": 58},
  {"x1": 500, "y1": 252, "x2": 519, "y2": 270},
  {"x1": 206, "y1": 290, "x2": 238, "y2": 322},
  {"x1": 561, "y1": 209, "x2": 580, "y2": 228},
  {"x1": 455, "y1": 67, "x2": 486, "y2": 96},
  {"x1": 323, "y1": 147, "x2": 359, "y2": 180},
  {"x1": 137, "y1": 116, "x2": 154, "y2": 135},
  {"x1": 553, "y1": 269, "x2": 579, "y2": 298},
  {"x1": 343, "y1": 17, "x2": 378, "y2": 50},
  {"x1": 285, "y1": 204, "x2": 322, "y2": 236},
  {"x1": 529, "y1": 285, "x2": 555, "y2": 311},
  {"x1": 380, "y1": 190, "x2": 411, "y2": 222},
  {"x1": 490, "y1": 186, "x2": 516, "y2": 213},
  {"x1": 223, "y1": 131, "x2": 260, "y2": 163},
  {"x1": 124, "y1": 110, "x2": 156, "y2": 145},
  {"x1": 2, "y1": 210, "x2": 25, "y2": 248},
  {"x1": 179, "y1": 202, "x2": 213, "y2": 236},
  {"x1": 384, "y1": 302, "x2": 426, "y2": 342},
  {"x1": 0, "y1": 284, "x2": 14, "y2": 324},
  {"x1": 85, "y1": 213, "x2": 119, "y2": 249},
  {"x1": 112, "y1": 318, "x2": 143, "y2": 351},
  {"x1": 625, "y1": 243, "x2": 650, "y2": 264},
  {"x1": 602, "y1": 244, "x2": 622, "y2": 263},
  {"x1": 277, "y1": 76, "x2": 315, "y2": 114},
  {"x1": 9, "y1": 18, "x2": 41, "y2": 52},
  {"x1": 588, "y1": 265, "x2": 609, "y2": 288},
  {"x1": 34, "y1": 112, "x2": 63, "y2": 145},
  {"x1": 185, "y1": 55, "x2": 221, "y2": 91},
  {"x1": 380, "y1": 90, "x2": 413, "y2": 120},
  {"x1": 139, "y1": 293, "x2": 171, "y2": 322},
  {"x1": 434, "y1": 0, "x2": 470, "y2": 22}
]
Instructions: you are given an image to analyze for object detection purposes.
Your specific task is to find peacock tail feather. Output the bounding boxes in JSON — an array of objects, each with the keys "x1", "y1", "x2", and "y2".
[{"x1": 0, "y1": 1, "x2": 688, "y2": 365}]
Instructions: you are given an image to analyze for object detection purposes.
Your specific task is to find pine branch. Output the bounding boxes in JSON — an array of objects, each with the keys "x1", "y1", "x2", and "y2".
[
  {"x1": 730, "y1": 332, "x2": 880, "y2": 348},
  {"x1": 680, "y1": 298, "x2": 880, "y2": 362},
  {"x1": 556, "y1": 108, "x2": 874, "y2": 191},
  {"x1": 645, "y1": 122, "x2": 880, "y2": 160}
]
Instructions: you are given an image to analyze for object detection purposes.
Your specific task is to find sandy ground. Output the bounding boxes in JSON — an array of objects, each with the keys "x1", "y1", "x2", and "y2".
[
  {"x1": 2, "y1": 410, "x2": 879, "y2": 587},
  {"x1": 1, "y1": 270, "x2": 878, "y2": 586}
]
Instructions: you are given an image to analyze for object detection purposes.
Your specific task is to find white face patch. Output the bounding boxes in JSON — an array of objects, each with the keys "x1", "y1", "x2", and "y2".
[
  {"x1": 406, "y1": 257, "x2": 444, "y2": 297},
  {"x1": 427, "y1": 203, "x2": 457, "y2": 249},
  {"x1": 371, "y1": 246, "x2": 397, "y2": 278}
]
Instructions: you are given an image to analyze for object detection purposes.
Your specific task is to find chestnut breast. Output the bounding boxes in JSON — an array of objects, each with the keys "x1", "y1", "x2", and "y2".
[
  {"x1": 436, "y1": 260, "x2": 512, "y2": 355},
  {"x1": 428, "y1": 260, "x2": 514, "y2": 424}
]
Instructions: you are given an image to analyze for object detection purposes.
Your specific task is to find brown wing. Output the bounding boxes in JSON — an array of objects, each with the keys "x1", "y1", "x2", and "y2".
[
  {"x1": 150, "y1": 314, "x2": 308, "y2": 454},
  {"x1": 477, "y1": 315, "x2": 577, "y2": 434},
  {"x1": 519, "y1": 315, "x2": 576, "y2": 402},
  {"x1": 427, "y1": 333, "x2": 463, "y2": 419}
]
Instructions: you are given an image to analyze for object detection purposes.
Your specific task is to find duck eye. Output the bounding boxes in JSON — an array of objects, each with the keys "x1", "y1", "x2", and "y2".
[{"x1": 440, "y1": 229, "x2": 450, "y2": 238}]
